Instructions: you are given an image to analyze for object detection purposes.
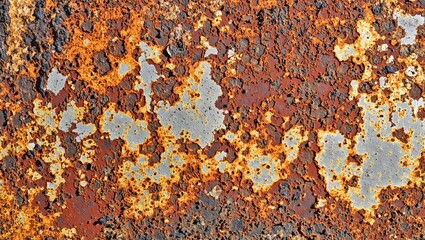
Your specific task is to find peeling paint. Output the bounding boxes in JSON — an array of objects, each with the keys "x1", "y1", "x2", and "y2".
[
  {"x1": 155, "y1": 61, "x2": 225, "y2": 148},
  {"x1": 46, "y1": 68, "x2": 68, "y2": 95},
  {"x1": 101, "y1": 104, "x2": 150, "y2": 151},
  {"x1": 393, "y1": 9, "x2": 424, "y2": 45},
  {"x1": 135, "y1": 42, "x2": 161, "y2": 107}
]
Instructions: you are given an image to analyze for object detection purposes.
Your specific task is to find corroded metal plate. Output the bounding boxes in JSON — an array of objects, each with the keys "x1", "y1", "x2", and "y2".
[{"x1": 1, "y1": 0, "x2": 425, "y2": 239}]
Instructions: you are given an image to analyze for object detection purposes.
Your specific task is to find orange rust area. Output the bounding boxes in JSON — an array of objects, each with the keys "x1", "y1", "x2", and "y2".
[
  {"x1": 60, "y1": 2, "x2": 145, "y2": 91},
  {"x1": 1, "y1": 0, "x2": 425, "y2": 239}
]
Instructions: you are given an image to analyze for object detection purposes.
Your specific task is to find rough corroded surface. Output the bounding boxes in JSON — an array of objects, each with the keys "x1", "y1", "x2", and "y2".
[{"x1": 1, "y1": 0, "x2": 425, "y2": 239}]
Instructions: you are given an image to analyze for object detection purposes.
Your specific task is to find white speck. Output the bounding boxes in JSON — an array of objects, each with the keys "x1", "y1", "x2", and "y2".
[
  {"x1": 218, "y1": 162, "x2": 227, "y2": 173},
  {"x1": 46, "y1": 67, "x2": 67, "y2": 95},
  {"x1": 379, "y1": 76, "x2": 388, "y2": 89},
  {"x1": 316, "y1": 198, "x2": 327, "y2": 208},
  {"x1": 224, "y1": 132, "x2": 236, "y2": 141},
  {"x1": 378, "y1": 44, "x2": 388, "y2": 52},
  {"x1": 47, "y1": 182, "x2": 57, "y2": 189},
  {"x1": 215, "y1": 151, "x2": 226, "y2": 161},
  {"x1": 80, "y1": 155, "x2": 91, "y2": 164},
  {"x1": 201, "y1": 36, "x2": 218, "y2": 58},
  {"x1": 405, "y1": 66, "x2": 417, "y2": 77},
  {"x1": 411, "y1": 97, "x2": 424, "y2": 115},
  {"x1": 205, "y1": 46, "x2": 218, "y2": 58},
  {"x1": 209, "y1": 185, "x2": 222, "y2": 199},
  {"x1": 27, "y1": 142, "x2": 35, "y2": 151},
  {"x1": 350, "y1": 80, "x2": 359, "y2": 98},
  {"x1": 227, "y1": 48, "x2": 235, "y2": 58},
  {"x1": 386, "y1": 55, "x2": 394, "y2": 64},
  {"x1": 283, "y1": 126, "x2": 306, "y2": 162},
  {"x1": 334, "y1": 45, "x2": 356, "y2": 61},
  {"x1": 80, "y1": 180, "x2": 88, "y2": 187},
  {"x1": 17, "y1": 212, "x2": 25, "y2": 223}
]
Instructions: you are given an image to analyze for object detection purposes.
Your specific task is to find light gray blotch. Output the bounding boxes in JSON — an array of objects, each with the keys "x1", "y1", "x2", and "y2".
[
  {"x1": 102, "y1": 109, "x2": 149, "y2": 151},
  {"x1": 316, "y1": 132, "x2": 349, "y2": 191},
  {"x1": 394, "y1": 11, "x2": 425, "y2": 45},
  {"x1": 155, "y1": 62, "x2": 225, "y2": 148},
  {"x1": 59, "y1": 104, "x2": 78, "y2": 132},
  {"x1": 73, "y1": 123, "x2": 96, "y2": 142},
  {"x1": 247, "y1": 156, "x2": 278, "y2": 188},
  {"x1": 135, "y1": 42, "x2": 160, "y2": 107},
  {"x1": 46, "y1": 68, "x2": 67, "y2": 95},
  {"x1": 118, "y1": 62, "x2": 131, "y2": 76}
]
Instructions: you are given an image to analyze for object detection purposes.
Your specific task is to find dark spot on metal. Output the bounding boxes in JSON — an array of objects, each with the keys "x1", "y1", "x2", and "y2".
[
  {"x1": 385, "y1": 65, "x2": 398, "y2": 74},
  {"x1": 94, "y1": 51, "x2": 112, "y2": 75}
]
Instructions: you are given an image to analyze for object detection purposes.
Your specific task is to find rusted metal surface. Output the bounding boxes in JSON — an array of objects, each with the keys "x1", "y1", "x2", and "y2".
[{"x1": 1, "y1": 0, "x2": 425, "y2": 239}]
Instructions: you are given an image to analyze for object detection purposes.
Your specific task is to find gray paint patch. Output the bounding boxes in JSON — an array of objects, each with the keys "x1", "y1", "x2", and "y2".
[
  {"x1": 393, "y1": 10, "x2": 424, "y2": 45},
  {"x1": 33, "y1": 100, "x2": 56, "y2": 134},
  {"x1": 59, "y1": 103, "x2": 78, "y2": 132},
  {"x1": 101, "y1": 109, "x2": 149, "y2": 151},
  {"x1": 351, "y1": 96, "x2": 416, "y2": 209},
  {"x1": 247, "y1": 156, "x2": 278, "y2": 188},
  {"x1": 145, "y1": 147, "x2": 185, "y2": 183},
  {"x1": 118, "y1": 62, "x2": 131, "y2": 76},
  {"x1": 316, "y1": 132, "x2": 350, "y2": 192},
  {"x1": 283, "y1": 126, "x2": 306, "y2": 162},
  {"x1": 155, "y1": 61, "x2": 225, "y2": 148},
  {"x1": 317, "y1": 95, "x2": 425, "y2": 209},
  {"x1": 205, "y1": 46, "x2": 218, "y2": 57},
  {"x1": 73, "y1": 123, "x2": 96, "y2": 142},
  {"x1": 334, "y1": 45, "x2": 356, "y2": 61},
  {"x1": 46, "y1": 67, "x2": 67, "y2": 95},
  {"x1": 124, "y1": 147, "x2": 185, "y2": 183},
  {"x1": 125, "y1": 156, "x2": 147, "y2": 180},
  {"x1": 391, "y1": 101, "x2": 425, "y2": 159},
  {"x1": 135, "y1": 42, "x2": 160, "y2": 107}
]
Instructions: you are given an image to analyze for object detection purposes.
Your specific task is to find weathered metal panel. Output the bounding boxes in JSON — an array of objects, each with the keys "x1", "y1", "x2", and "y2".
[{"x1": 0, "y1": 0, "x2": 425, "y2": 239}]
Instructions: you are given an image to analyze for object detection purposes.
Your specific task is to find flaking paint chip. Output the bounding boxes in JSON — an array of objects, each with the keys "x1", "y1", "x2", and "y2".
[{"x1": 46, "y1": 67, "x2": 67, "y2": 95}]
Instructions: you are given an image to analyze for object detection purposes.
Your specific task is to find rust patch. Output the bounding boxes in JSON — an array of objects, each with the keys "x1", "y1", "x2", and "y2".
[{"x1": 1, "y1": 0, "x2": 425, "y2": 239}]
